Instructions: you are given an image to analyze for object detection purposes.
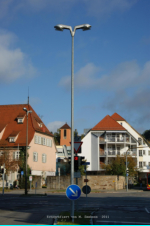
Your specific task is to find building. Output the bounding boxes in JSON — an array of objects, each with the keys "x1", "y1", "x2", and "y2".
[
  {"x1": 0, "y1": 104, "x2": 56, "y2": 184},
  {"x1": 79, "y1": 113, "x2": 150, "y2": 178}
]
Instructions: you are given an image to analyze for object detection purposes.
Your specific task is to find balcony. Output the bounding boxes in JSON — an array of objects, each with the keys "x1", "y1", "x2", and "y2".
[
  {"x1": 100, "y1": 150, "x2": 107, "y2": 156},
  {"x1": 106, "y1": 135, "x2": 130, "y2": 143}
]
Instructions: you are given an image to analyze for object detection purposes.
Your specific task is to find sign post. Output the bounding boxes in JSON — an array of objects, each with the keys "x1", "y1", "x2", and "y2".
[
  {"x1": 82, "y1": 162, "x2": 90, "y2": 205},
  {"x1": 29, "y1": 176, "x2": 32, "y2": 192},
  {"x1": 58, "y1": 168, "x2": 60, "y2": 190}
]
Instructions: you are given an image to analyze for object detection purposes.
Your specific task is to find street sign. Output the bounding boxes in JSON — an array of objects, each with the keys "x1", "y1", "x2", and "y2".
[
  {"x1": 66, "y1": 184, "x2": 81, "y2": 200},
  {"x1": 82, "y1": 162, "x2": 90, "y2": 165},
  {"x1": 126, "y1": 173, "x2": 128, "y2": 177},
  {"x1": 82, "y1": 185, "x2": 91, "y2": 194},
  {"x1": 84, "y1": 179, "x2": 89, "y2": 182},
  {"x1": 74, "y1": 171, "x2": 81, "y2": 178},
  {"x1": 21, "y1": 171, "x2": 24, "y2": 175},
  {"x1": 70, "y1": 142, "x2": 83, "y2": 154},
  {"x1": 29, "y1": 176, "x2": 32, "y2": 181}
]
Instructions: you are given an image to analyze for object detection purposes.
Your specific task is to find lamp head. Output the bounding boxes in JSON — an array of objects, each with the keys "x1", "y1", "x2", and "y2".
[
  {"x1": 54, "y1": 24, "x2": 65, "y2": 31},
  {"x1": 82, "y1": 24, "x2": 91, "y2": 31},
  {"x1": 29, "y1": 110, "x2": 32, "y2": 113},
  {"x1": 23, "y1": 107, "x2": 27, "y2": 112}
]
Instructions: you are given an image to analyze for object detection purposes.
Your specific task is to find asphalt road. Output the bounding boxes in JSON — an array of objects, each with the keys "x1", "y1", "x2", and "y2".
[{"x1": 0, "y1": 191, "x2": 150, "y2": 225}]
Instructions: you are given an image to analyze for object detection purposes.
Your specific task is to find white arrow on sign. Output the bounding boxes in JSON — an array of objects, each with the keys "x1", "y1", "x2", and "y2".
[{"x1": 69, "y1": 188, "x2": 78, "y2": 197}]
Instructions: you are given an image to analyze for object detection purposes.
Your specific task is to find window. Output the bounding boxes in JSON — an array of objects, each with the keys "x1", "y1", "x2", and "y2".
[
  {"x1": 43, "y1": 138, "x2": 46, "y2": 146},
  {"x1": 41, "y1": 137, "x2": 43, "y2": 145},
  {"x1": 35, "y1": 135, "x2": 38, "y2": 144},
  {"x1": 143, "y1": 162, "x2": 146, "y2": 167},
  {"x1": 9, "y1": 138, "x2": 15, "y2": 143},
  {"x1": 139, "y1": 150, "x2": 142, "y2": 156},
  {"x1": 139, "y1": 162, "x2": 143, "y2": 168},
  {"x1": 42, "y1": 154, "x2": 47, "y2": 163},
  {"x1": 33, "y1": 152, "x2": 38, "y2": 162},
  {"x1": 18, "y1": 118, "x2": 23, "y2": 123},
  {"x1": 64, "y1": 129, "x2": 66, "y2": 138},
  {"x1": 38, "y1": 136, "x2": 41, "y2": 145},
  {"x1": 138, "y1": 138, "x2": 142, "y2": 145},
  {"x1": 143, "y1": 150, "x2": 146, "y2": 155},
  {"x1": 149, "y1": 162, "x2": 150, "y2": 167},
  {"x1": 120, "y1": 123, "x2": 122, "y2": 125},
  {"x1": 149, "y1": 150, "x2": 150, "y2": 155},
  {"x1": 13, "y1": 151, "x2": 20, "y2": 160}
]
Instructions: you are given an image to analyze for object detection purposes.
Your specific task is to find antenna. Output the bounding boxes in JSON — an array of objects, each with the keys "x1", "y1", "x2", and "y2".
[{"x1": 28, "y1": 87, "x2": 29, "y2": 105}]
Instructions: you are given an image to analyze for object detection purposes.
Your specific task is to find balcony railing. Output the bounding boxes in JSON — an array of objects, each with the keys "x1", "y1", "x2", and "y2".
[
  {"x1": 99, "y1": 150, "x2": 137, "y2": 157},
  {"x1": 106, "y1": 135, "x2": 130, "y2": 142},
  {"x1": 100, "y1": 150, "x2": 107, "y2": 156}
]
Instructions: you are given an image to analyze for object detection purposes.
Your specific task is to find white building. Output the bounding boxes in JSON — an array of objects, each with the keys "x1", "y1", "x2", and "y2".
[{"x1": 79, "y1": 113, "x2": 150, "y2": 178}]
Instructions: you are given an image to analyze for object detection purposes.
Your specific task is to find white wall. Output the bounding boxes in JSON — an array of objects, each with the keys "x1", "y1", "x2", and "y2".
[
  {"x1": 79, "y1": 132, "x2": 92, "y2": 170},
  {"x1": 91, "y1": 133, "x2": 99, "y2": 171}
]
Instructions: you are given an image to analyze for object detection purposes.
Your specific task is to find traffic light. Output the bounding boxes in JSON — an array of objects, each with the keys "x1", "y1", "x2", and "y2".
[
  {"x1": 74, "y1": 156, "x2": 79, "y2": 171},
  {"x1": 68, "y1": 157, "x2": 71, "y2": 164},
  {"x1": 79, "y1": 156, "x2": 85, "y2": 166},
  {"x1": 126, "y1": 169, "x2": 129, "y2": 174}
]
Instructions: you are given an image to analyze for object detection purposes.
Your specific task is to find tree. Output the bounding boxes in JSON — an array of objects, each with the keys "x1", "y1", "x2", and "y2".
[
  {"x1": 102, "y1": 155, "x2": 137, "y2": 176},
  {"x1": 0, "y1": 141, "x2": 21, "y2": 175},
  {"x1": 142, "y1": 130, "x2": 150, "y2": 141}
]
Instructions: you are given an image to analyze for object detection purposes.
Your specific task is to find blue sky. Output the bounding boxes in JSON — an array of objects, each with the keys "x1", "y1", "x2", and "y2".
[{"x1": 0, "y1": 0, "x2": 149, "y2": 134}]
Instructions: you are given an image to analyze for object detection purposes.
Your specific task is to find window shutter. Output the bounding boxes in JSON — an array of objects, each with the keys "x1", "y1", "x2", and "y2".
[
  {"x1": 38, "y1": 136, "x2": 41, "y2": 145},
  {"x1": 43, "y1": 138, "x2": 46, "y2": 145},
  {"x1": 46, "y1": 138, "x2": 48, "y2": 146},
  {"x1": 36, "y1": 153, "x2": 38, "y2": 162},
  {"x1": 35, "y1": 135, "x2": 38, "y2": 144},
  {"x1": 41, "y1": 137, "x2": 43, "y2": 145},
  {"x1": 50, "y1": 139, "x2": 52, "y2": 147},
  {"x1": 13, "y1": 152, "x2": 15, "y2": 159}
]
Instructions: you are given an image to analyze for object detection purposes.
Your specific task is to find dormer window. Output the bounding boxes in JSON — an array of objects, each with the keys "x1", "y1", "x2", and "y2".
[
  {"x1": 9, "y1": 137, "x2": 15, "y2": 143},
  {"x1": 18, "y1": 118, "x2": 23, "y2": 124},
  {"x1": 17, "y1": 113, "x2": 25, "y2": 124},
  {"x1": 38, "y1": 123, "x2": 43, "y2": 128}
]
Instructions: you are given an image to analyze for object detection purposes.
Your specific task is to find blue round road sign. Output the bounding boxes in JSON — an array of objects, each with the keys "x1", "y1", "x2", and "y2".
[{"x1": 66, "y1": 184, "x2": 81, "y2": 200}]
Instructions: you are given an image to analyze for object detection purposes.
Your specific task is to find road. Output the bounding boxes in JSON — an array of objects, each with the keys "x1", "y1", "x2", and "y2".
[{"x1": 0, "y1": 191, "x2": 150, "y2": 224}]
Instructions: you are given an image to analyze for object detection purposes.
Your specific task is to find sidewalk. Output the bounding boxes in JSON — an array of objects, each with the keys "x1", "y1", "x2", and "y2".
[{"x1": 0, "y1": 187, "x2": 145, "y2": 195}]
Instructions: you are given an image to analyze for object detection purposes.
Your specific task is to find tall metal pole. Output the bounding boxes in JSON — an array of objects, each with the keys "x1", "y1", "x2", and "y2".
[
  {"x1": 2, "y1": 163, "x2": 5, "y2": 195},
  {"x1": 126, "y1": 150, "x2": 128, "y2": 192},
  {"x1": 71, "y1": 32, "x2": 74, "y2": 222},
  {"x1": 25, "y1": 112, "x2": 28, "y2": 195}
]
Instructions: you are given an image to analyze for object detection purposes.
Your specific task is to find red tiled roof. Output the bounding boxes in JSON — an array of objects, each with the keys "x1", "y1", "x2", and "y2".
[
  {"x1": 60, "y1": 123, "x2": 71, "y2": 129},
  {"x1": 0, "y1": 124, "x2": 7, "y2": 132},
  {"x1": 91, "y1": 115, "x2": 126, "y2": 131},
  {"x1": 111, "y1": 113, "x2": 125, "y2": 121},
  {"x1": 17, "y1": 113, "x2": 26, "y2": 118},
  {"x1": 8, "y1": 131, "x2": 20, "y2": 137},
  {"x1": 0, "y1": 104, "x2": 53, "y2": 147}
]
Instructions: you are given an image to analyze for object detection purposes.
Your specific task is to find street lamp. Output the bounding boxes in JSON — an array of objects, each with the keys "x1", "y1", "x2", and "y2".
[
  {"x1": 54, "y1": 24, "x2": 91, "y2": 220},
  {"x1": 23, "y1": 107, "x2": 32, "y2": 195}
]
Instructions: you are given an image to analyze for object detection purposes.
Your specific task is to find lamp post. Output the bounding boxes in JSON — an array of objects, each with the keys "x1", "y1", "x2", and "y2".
[
  {"x1": 23, "y1": 107, "x2": 32, "y2": 195},
  {"x1": 54, "y1": 24, "x2": 91, "y2": 220}
]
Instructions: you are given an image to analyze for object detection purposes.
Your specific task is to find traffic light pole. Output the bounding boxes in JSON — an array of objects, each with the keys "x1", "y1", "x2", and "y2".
[{"x1": 2, "y1": 163, "x2": 5, "y2": 195}]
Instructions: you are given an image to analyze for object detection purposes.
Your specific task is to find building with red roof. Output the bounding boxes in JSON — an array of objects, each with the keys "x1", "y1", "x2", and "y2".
[
  {"x1": 0, "y1": 104, "x2": 56, "y2": 184},
  {"x1": 78, "y1": 113, "x2": 150, "y2": 178}
]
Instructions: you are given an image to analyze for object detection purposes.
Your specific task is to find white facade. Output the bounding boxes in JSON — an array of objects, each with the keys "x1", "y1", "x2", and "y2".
[{"x1": 81, "y1": 116, "x2": 150, "y2": 174}]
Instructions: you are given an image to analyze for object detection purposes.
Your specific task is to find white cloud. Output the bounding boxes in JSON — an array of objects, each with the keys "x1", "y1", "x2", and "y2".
[
  {"x1": 59, "y1": 60, "x2": 150, "y2": 92},
  {"x1": 59, "y1": 63, "x2": 101, "y2": 90},
  {"x1": 0, "y1": 30, "x2": 36, "y2": 84},
  {"x1": 47, "y1": 121, "x2": 66, "y2": 133}
]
